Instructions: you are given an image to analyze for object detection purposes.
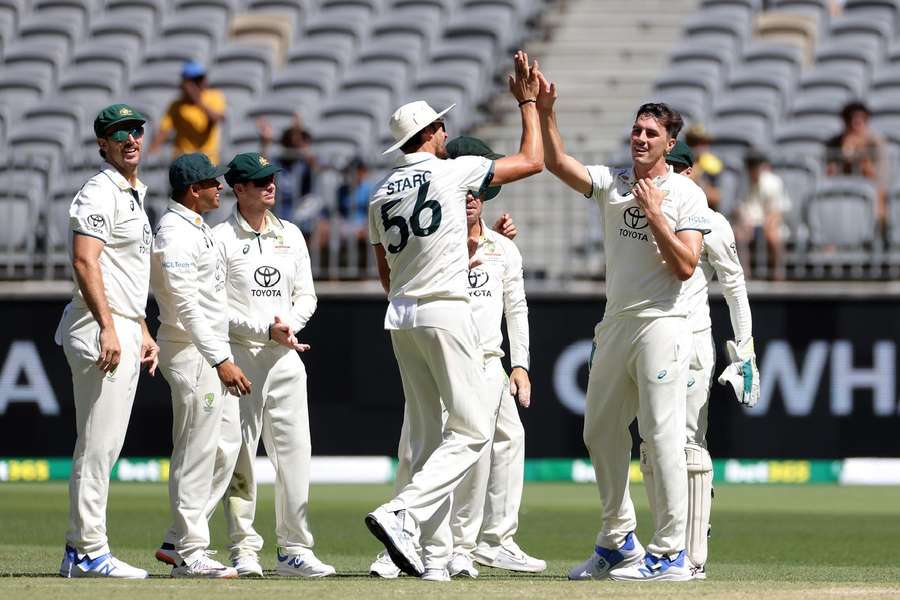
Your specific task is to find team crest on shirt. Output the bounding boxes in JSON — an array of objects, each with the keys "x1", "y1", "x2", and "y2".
[{"x1": 203, "y1": 393, "x2": 215, "y2": 412}]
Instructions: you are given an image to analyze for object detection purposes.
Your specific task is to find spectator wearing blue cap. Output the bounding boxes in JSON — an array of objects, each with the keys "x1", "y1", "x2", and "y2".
[{"x1": 149, "y1": 60, "x2": 227, "y2": 164}]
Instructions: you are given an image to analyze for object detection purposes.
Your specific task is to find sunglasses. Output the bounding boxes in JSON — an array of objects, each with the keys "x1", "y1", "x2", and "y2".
[
  {"x1": 107, "y1": 126, "x2": 145, "y2": 142},
  {"x1": 249, "y1": 174, "x2": 275, "y2": 188}
]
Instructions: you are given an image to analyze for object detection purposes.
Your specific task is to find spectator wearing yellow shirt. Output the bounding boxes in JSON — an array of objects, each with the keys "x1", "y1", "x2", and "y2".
[{"x1": 149, "y1": 61, "x2": 226, "y2": 164}]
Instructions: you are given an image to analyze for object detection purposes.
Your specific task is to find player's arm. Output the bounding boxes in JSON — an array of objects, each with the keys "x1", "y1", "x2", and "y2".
[
  {"x1": 148, "y1": 109, "x2": 174, "y2": 154},
  {"x1": 502, "y1": 243, "x2": 531, "y2": 407},
  {"x1": 71, "y1": 234, "x2": 120, "y2": 372},
  {"x1": 491, "y1": 50, "x2": 543, "y2": 186},
  {"x1": 153, "y1": 231, "x2": 232, "y2": 367},
  {"x1": 634, "y1": 178, "x2": 707, "y2": 280},
  {"x1": 534, "y1": 71, "x2": 592, "y2": 196},
  {"x1": 706, "y1": 216, "x2": 753, "y2": 343},
  {"x1": 374, "y1": 244, "x2": 390, "y2": 294},
  {"x1": 288, "y1": 231, "x2": 317, "y2": 333}
]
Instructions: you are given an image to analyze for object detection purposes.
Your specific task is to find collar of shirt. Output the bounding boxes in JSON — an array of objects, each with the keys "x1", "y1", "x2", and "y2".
[
  {"x1": 102, "y1": 166, "x2": 147, "y2": 196},
  {"x1": 618, "y1": 164, "x2": 674, "y2": 187},
  {"x1": 232, "y1": 204, "x2": 284, "y2": 236},
  {"x1": 393, "y1": 152, "x2": 436, "y2": 168},
  {"x1": 166, "y1": 199, "x2": 207, "y2": 230}
]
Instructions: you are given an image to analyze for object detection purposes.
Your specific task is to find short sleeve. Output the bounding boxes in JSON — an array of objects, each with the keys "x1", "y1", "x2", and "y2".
[
  {"x1": 451, "y1": 155, "x2": 494, "y2": 196},
  {"x1": 368, "y1": 202, "x2": 381, "y2": 245},
  {"x1": 584, "y1": 165, "x2": 615, "y2": 202},
  {"x1": 206, "y1": 89, "x2": 226, "y2": 113},
  {"x1": 159, "y1": 102, "x2": 175, "y2": 133},
  {"x1": 70, "y1": 177, "x2": 114, "y2": 243},
  {"x1": 675, "y1": 183, "x2": 712, "y2": 234}
]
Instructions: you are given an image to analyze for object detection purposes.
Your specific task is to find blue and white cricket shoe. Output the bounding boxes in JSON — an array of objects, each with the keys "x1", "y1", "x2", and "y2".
[
  {"x1": 276, "y1": 548, "x2": 336, "y2": 577},
  {"x1": 609, "y1": 549, "x2": 692, "y2": 582},
  {"x1": 568, "y1": 532, "x2": 645, "y2": 580},
  {"x1": 60, "y1": 545, "x2": 149, "y2": 579}
]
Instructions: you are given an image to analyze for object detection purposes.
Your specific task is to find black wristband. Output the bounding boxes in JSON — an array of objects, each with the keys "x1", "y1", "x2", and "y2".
[{"x1": 518, "y1": 98, "x2": 537, "y2": 107}]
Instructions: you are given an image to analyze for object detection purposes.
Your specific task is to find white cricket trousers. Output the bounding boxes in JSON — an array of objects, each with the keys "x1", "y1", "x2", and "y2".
[
  {"x1": 583, "y1": 315, "x2": 690, "y2": 557},
  {"x1": 61, "y1": 308, "x2": 142, "y2": 557},
  {"x1": 384, "y1": 317, "x2": 494, "y2": 569},
  {"x1": 159, "y1": 340, "x2": 238, "y2": 563},
  {"x1": 395, "y1": 357, "x2": 525, "y2": 559},
  {"x1": 686, "y1": 328, "x2": 715, "y2": 446},
  {"x1": 222, "y1": 344, "x2": 315, "y2": 558}
]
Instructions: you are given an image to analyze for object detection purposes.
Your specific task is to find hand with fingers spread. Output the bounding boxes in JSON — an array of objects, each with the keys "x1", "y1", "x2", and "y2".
[
  {"x1": 508, "y1": 50, "x2": 541, "y2": 105},
  {"x1": 216, "y1": 360, "x2": 252, "y2": 396},
  {"x1": 492, "y1": 212, "x2": 518, "y2": 240},
  {"x1": 536, "y1": 71, "x2": 557, "y2": 113},
  {"x1": 96, "y1": 325, "x2": 121, "y2": 373},
  {"x1": 270, "y1": 315, "x2": 311, "y2": 352}
]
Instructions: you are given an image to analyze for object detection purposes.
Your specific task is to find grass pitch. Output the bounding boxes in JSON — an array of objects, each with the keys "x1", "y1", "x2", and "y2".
[{"x1": 2, "y1": 482, "x2": 900, "y2": 599}]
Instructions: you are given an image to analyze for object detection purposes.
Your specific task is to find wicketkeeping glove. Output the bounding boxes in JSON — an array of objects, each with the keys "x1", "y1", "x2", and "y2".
[{"x1": 717, "y1": 337, "x2": 760, "y2": 408}]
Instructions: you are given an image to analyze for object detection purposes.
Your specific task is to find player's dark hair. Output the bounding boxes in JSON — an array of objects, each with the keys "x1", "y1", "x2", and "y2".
[
  {"x1": 99, "y1": 148, "x2": 106, "y2": 160},
  {"x1": 840, "y1": 101, "x2": 870, "y2": 125},
  {"x1": 635, "y1": 103, "x2": 684, "y2": 139},
  {"x1": 400, "y1": 122, "x2": 443, "y2": 154}
]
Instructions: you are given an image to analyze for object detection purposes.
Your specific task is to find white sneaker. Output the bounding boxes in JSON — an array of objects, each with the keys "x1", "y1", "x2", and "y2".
[
  {"x1": 568, "y1": 532, "x2": 644, "y2": 580},
  {"x1": 233, "y1": 555, "x2": 264, "y2": 577},
  {"x1": 275, "y1": 548, "x2": 336, "y2": 577},
  {"x1": 609, "y1": 550, "x2": 692, "y2": 582},
  {"x1": 421, "y1": 567, "x2": 450, "y2": 582},
  {"x1": 60, "y1": 546, "x2": 149, "y2": 579},
  {"x1": 172, "y1": 554, "x2": 239, "y2": 578},
  {"x1": 691, "y1": 564, "x2": 707, "y2": 580},
  {"x1": 364, "y1": 505, "x2": 424, "y2": 577},
  {"x1": 448, "y1": 552, "x2": 479, "y2": 578},
  {"x1": 474, "y1": 541, "x2": 545, "y2": 573},
  {"x1": 369, "y1": 551, "x2": 401, "y2": 578},
  {"x1": 154, "y1": 543, "x2": 180, "y2": 566}
]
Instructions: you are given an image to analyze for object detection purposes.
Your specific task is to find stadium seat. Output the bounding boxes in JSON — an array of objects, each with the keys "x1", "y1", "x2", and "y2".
[
  {"x1": 844, "y1": 0, "x2": 900, "y2": 30},
  {"x1": 797, "y1": 66, "x2": 867, "y2": 103},
  {"x1": 773, "y1": 120, "x2": 838, "y2": 159},
  {"x1": 15, "y1": 15, "x2": 80, "y2": 55},
  {"x1": 105, "y1": 0, "x2": 167, "y2": 27},
  {"x1": 753, "y1": 11, "x2": 818, "y2": 62},
  {"x1": 814, "y1": 41, "x2": 878, "y2": 85},
  {"x1": 71, "y1": 41, "x2": 134, "y2": 83},
  {"x1": 356, "y1": 40, "x2": 422, "y2": 80},
  {"x1": 806, "y1": 176, "x2": 880, "y2": 277},
  {"x1": 443, "y1": 6, "x2": 518, "y2": 56},
  {"x1": 339, "y1": 66, "x2": 407, "y2": 106},
  {"x1": 726, "y1": 65, "x2": 795, "y2": 112},
  {"x1": 0, "y1": 68, "x2": 52, "y2": 104},
  {"x1": 214, "y1": 44, "x2": 275, "y2": 82},
  {"x1": 788, "y1": 92, "x2": 847, "y2": 128},
  {"x1": 2, "y1": 40, "x2": 67, "y2": 83},
  {"x1": 141, "y1": 42, "x2": 205, "y2": 71},
  {"x1": 32, "y1": 0, "x2": 98, "y2": 33},
  {"x1": 160, "y1": 18, "x2": 226, "y2": 59},
  {"x1": 270, "y1": 64, "x2": 338, "y2": 107},
  {"x1": 668, "y1": 39, "x2": 736, "y2": 80},
  {"x1": 128, "y1": 64, "x2": 184, "y2": 114},
  {"x1": 89, "y1": 17, "x2": 152, "y2": 57},
  {"x1": 707, "y1": 117, "x2": 770, "y2": 156},
  {"x1": 826, "y1": 14, "x2": 892, "y2": 56},
  {"x1": 0, "y1": 186, "x2": 39, "y2": 277},
  {"x1": 741, "y1": 42, "x2": 803, "y2": 81},
  {"x1": 868, "y1": 91, "x2": 900, "y2": 132},
  {"x1": 770, "y1": 153, "x2": 821, "y2": 242},
  {"x1": 208, "y1": 67, "x2": 266, "y2": 112},
  {"x1": 300, "y1": 14, "x2": 366, "y2": 55},
  {"x1": 57, "y1": 70, "x2": 120, "y2": 121},
  {"x1": 245, "y1": 0, "x2": 310, "y2": 32},
  {"x1": 711, "y1": 94, "x2": 779, "y2": 138},
  {"x1": 682, "y1": 10, "x2": 750, "y2": 54},
  {"x1": 369, "y1": 14, "x2": 437, "y2": 55}
]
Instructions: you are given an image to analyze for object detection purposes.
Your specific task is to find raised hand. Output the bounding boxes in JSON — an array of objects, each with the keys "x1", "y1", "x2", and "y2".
[
  {"x1": 508, "y1": 50, "x2": 541, "y2": 104},
  {"x1": 536, "y1": 71, "x2": 557, "y2": 112},
  {"x1": 493, "y1": 212, "x2": 518, "y2": 240}
]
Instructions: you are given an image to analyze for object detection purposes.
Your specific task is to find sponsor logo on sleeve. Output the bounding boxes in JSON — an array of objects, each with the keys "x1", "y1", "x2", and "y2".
[{"x1": 86, "y1": 214, "x2": 106, "y2": 232}]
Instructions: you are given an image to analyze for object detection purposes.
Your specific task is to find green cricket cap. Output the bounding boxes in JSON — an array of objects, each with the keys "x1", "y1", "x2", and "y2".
[
  {"x1": 666, "y1": 140, "x2": 694, "y2": 169},
  {"x1": 224, "y1": 152, "x2": 282, "y2": 186},
  {"x1": 446, "y1": 136, "x2": 504, "y2": 200},
  {"x1": 169, "y1": 153, "x2": 228, "y2": 198},
  {"x1": 93, "y1": 103, "x2": 146, "y2": 137}
]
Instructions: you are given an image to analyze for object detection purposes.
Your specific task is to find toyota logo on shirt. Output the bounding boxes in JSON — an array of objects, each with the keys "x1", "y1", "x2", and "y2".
[
  {"x1": 623, "y1": 206, "x2": 648, "y2": 229},
  {"x1": 86, "y1": 214, "x2": 106, "y2": 231},
  {"x1": 254, "y1": 266, "x2": 281, "y2": 287}
]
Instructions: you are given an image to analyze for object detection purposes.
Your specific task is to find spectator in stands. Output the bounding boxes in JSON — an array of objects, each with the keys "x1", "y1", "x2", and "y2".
[
  {"x1": 257, "y1": 115, "x2": 320, "y2": 234},
  {"x1": 826, "y1": 101, "x2": 888, "y2": 230},
  {"x1": 684, "y1": 124, "x2": 723, "y2": 211},
  {"x1": 314, "y1": 156, "x2": 377, "y2": 275},
  {"x1": 733, "y1": 149, "x2": 790, "y2": 280},
  {"x1": 149, "y1": 61, "x2": 227, "y2": 164}
]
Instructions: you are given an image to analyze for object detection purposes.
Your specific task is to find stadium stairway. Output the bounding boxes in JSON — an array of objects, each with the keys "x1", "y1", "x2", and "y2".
[{"x1": 475, "y1": 0, "x2": 699, "y2": 283}]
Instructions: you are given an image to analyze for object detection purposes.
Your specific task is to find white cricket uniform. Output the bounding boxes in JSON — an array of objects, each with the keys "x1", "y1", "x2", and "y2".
[
  {"x1": 394, "y1": 223, "x2": 530, "y2": 560},
  {"x1": 581, "y1": 164, "x2": 710, "y2": 557},
  {"x1": 369, "y1": 151, "x2": 497, "y2": 569},
  {"x1": 56, "y1": 167, "x2": 151, "y2": 558},
  {"x1": 682, "y1": 210, "x2": 753, "y2": 446},
  {"x1": 211, "y1": 206, "x2": 319, "y2": 560},
  {"x1": 151, "y1": 199, "x2": 239, "y2": 563}
]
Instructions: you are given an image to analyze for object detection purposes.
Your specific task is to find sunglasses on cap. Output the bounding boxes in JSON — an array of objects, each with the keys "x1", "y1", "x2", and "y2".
[
  {"x1": 107, "y1": 126, "x2": 145, "y2": 142},
  {"x1": 249, "y1": 174, "x2": 275, "y2": 188}
]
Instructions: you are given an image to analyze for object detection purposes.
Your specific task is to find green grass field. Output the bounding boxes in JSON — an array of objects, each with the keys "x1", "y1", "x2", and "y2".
[{"x1": 2, "y1": 482, "x2": 900, "y2": 599}]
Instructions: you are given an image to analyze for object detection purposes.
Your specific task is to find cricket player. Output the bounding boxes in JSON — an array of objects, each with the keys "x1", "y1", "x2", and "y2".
[
  {"x1": 369, "y1": 137, "x2": 543, "y2": 580},
  {"x1": 57, "y1": 104, "x2": 157, "y2": 579},
  {"x1": 364, "y1": 50, "x2": 544, "y2": 581},
  {"x1": 151, "y1": 153, "x2": 252, "y2": 578},
  {"x1": 213, "y1": 152, "x2": 335, "y2": 577},
  {"x1": 640, "y1": 141, "x2": 759, "y2": 579},
  {"x1": 535, "y1": 74, "x2": 711, "y2": 581}
]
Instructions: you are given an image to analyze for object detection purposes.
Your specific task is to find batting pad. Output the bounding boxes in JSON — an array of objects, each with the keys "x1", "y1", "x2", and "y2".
[{"x1": 685, "y1": 443, "x2": 713, "y2": 569}]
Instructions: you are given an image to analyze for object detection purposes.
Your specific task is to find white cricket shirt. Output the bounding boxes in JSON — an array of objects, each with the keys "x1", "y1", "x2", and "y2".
[
  {"x1": 67, "y1": 167, "x2": 152, "y2": 320},
  {"x1": 468, "y1": 222, "x2": 529, "y2": 369},
  {"x1": 213, "y1": 206, "x2": 317, "y2": 348},
  {"x1": 151, "y1": 200, "x2": 231, "y2": 366},
  {"x1": 683, "y1": 210, "x2": 753, "y2": 341},
  {"x1": 369, "y1": 152, "x2": 494, "y2": 303},
  {"x1": 585, "y1": 165, "x2": 711, "y2": 319}
]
